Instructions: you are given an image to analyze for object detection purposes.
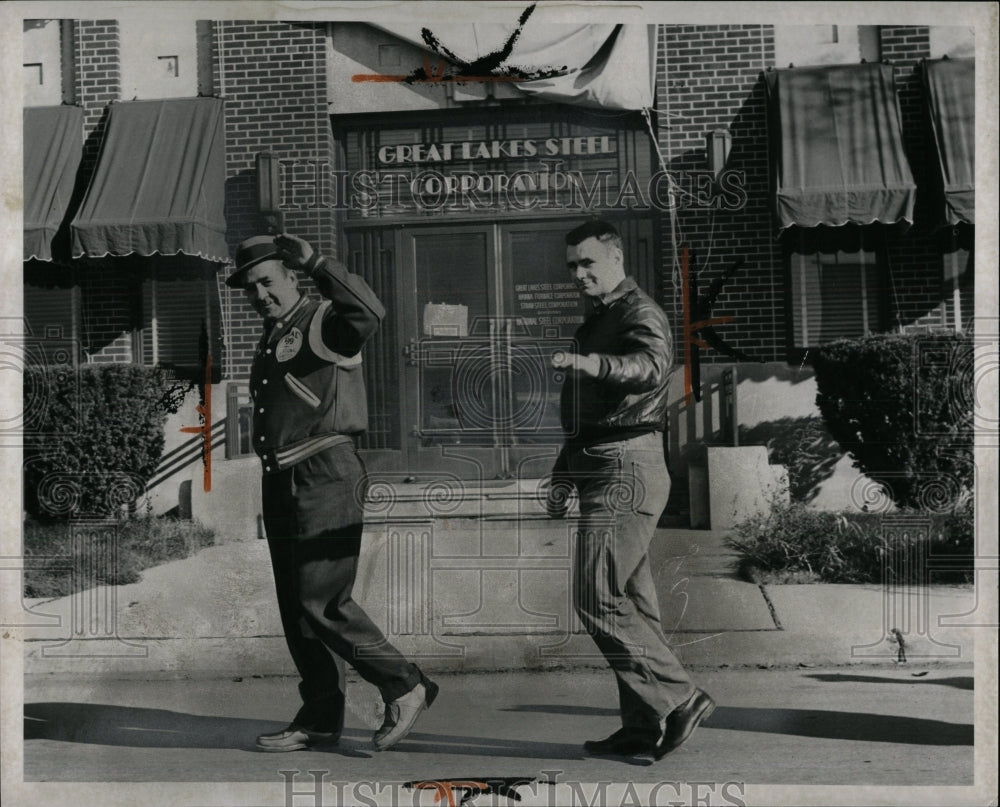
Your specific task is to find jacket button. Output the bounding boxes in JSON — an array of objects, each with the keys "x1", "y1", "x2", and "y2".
[
  {"x1": 266, "y1": 348, "x2": 272, "y2": 355},
  {"x1": 259, "y1": 436, "x2": 265, "y2": 442},
  {"x1": 262, "y1": 379, "x2": 268, "y2": 384},
  {"x1": 258, "y1": 408, "x2": 264, "y2": 413},
  {"x1": 265, "y1": 466, "x2": 271, "y2": 472}
]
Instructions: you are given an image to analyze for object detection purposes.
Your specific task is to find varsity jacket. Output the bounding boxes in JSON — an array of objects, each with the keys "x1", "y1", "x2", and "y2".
[
  {"x1": 559, "y1": 276, "x2": 673, "y2": 444},
  {"x1": 250, "y1": 257, "x2": 384, "y2": 474}
]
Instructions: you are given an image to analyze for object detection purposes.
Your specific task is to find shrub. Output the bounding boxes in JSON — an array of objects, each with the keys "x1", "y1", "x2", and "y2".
[
  {"x1": 23, "y1": 364, "x2": 188, "y2": 519},
  {"x1": 811, "y1": 332, "x2": 973, "y2": 509},
  {"x1": 728, "y1": 501, "x2": 973, "y2": 585}
]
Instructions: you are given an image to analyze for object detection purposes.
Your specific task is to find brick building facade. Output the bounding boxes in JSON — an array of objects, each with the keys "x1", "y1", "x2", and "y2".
[{"x1": 21, "y1": 18, "x2": 975, "y2": 518}]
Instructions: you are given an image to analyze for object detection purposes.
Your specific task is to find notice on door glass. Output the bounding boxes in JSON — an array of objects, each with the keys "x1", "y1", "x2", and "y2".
[{"x1": 513, "y1": 283, "x2": 585, "y2": 327}]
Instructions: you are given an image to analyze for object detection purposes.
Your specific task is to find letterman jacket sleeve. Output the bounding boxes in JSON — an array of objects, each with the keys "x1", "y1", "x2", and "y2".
[{"x1": 307, "y1": 257, "x2": 386, "y2": 357}]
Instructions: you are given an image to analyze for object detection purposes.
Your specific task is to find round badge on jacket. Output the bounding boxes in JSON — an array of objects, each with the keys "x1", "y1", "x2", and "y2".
[{"x1": 276, "y1": 328, "x2": 303, "y2": 362}]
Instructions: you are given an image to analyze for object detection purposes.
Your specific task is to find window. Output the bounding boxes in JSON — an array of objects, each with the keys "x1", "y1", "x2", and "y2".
[
  {"x1": 139, "y1": 266, "x2": 222, "y2": 380},
  {"x1": 23, "y1": 271, "x2": 82, "y2": 364},
  {"x1": 786, "y1": 228, "x2": 886, "y2": 356},
  {"x1": 225, "y1": 383, "x2": 255, "y2": 459}
]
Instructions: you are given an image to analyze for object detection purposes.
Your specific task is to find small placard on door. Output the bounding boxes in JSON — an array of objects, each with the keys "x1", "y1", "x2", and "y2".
[{"x1": 423, "y1": 303, "x2": 469, "y2": 337}]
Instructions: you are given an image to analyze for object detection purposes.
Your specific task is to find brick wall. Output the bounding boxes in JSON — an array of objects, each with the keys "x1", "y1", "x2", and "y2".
[
  {"x1": 80, "y1": 265, "x2": 138, "y2": 363},
  {"x1": 74, "y1": 20, "x2": 120, "y2": 183},
  {"x1": 880, "y1": 26, "x2": 957, "y2": 332},
  {"x1": 56, "y1": 21, "x2": 969, "y2": 379},
  {"x1": 656, "y1": 25, "x2": 780, "y2": 363},
  {"x1": 212, "y1": 21, "x2": 335, "y2": 378},
  {"x1": 72, "y1": 21, "x2": 133, "y2": 362},
  {"x1": 650, "y1": 23, "x2": 964, "y2": 370}
]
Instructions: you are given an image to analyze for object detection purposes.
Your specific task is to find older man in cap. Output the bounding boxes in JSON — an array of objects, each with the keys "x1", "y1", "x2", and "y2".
[{"x1": 227, "y1": 232, "x2": 438, "y2": 752}]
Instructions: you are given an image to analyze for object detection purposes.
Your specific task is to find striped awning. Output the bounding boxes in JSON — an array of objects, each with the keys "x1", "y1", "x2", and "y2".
[
  {"x1": 71, "y1": 97, "x2": 228, "y2": 262},
  {"x1": 765, "y1": 63, "x2": 916, "y2": 230},
  {"x1": 24, "y1": 105, "x2": 84, "y2": 262},
  {"x1": 922, "y1": 57, "x2": 975, "y2": 227}
]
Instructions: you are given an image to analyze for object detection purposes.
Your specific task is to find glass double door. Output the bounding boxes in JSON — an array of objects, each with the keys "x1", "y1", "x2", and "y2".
[{"x1": 399, "y1": 221, "x2": 588, "y2": 480}]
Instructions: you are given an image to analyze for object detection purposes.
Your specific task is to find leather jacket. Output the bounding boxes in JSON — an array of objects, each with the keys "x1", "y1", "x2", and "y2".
[{"x1": 559, "y1": 277, "x2": 673, "y2": 444}]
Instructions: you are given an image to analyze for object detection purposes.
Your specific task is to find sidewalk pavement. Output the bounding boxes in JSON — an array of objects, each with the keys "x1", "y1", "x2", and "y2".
[
  {"x1": 21, "y1": 665, "x2": 976, "y2": 789},
  {"x1": 13, "y1": 507, "x2": 988, "y2": 802},
  {"x1": 17, "y1": 515, "x2": 979, "y2": 676}
]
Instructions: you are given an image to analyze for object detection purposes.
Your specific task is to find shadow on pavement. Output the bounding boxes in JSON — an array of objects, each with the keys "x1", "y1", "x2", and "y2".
[
  {"x1": 704, "y1": 707, "x2": 973, "y2": 745},
  {"x1": 23, "y1": 703, "x2": 371, "y2": 757},
  {"x1": 499, "y1": 705, "x2": 620, "y2": 717},
  {"x1": 24, "y1": 703, "x2": 619, "y2": 763},
  {"x1": 338, "y1": 730, "x2": 624, "y2": 763},
  {"x1": 804, "y1": 673, "x2": 974, "y2": 690}
]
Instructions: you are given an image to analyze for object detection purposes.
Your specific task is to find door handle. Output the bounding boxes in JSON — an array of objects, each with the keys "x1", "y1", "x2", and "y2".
[{"x1": 402, "y1": 339, "x2": 421, "y2": 366}]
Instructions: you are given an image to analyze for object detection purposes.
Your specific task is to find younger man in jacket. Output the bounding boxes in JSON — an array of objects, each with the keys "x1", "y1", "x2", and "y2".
[{"x1": 548, "y1": 219, "x2": 714, "y2": 760}]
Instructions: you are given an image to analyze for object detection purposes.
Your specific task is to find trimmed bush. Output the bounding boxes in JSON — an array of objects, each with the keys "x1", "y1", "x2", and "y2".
[
  {"x1": 811, "y1": 332, "x2": 973, "y2": 509},
  {"x1": 728, "y1": 500, "x2": 973, "y2": 585},
  {"x1": 23, "y1": 364, "x2": 188, "y2": 519}
]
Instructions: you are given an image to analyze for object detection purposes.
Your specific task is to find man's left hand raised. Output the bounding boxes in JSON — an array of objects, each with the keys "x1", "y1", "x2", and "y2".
[{"x1": 274, "y1": 233, "x2": 319, "y2": 273}]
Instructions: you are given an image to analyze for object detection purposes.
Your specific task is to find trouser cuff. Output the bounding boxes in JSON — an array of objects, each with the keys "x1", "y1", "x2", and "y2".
[{"x1": 380, "y1": 665, "x2": 425, "y2": 703}]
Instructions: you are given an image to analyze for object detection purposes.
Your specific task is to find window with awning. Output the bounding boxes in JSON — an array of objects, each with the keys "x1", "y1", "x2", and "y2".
[
  {"x1": 139, "y1": 264, "x2": 223, "y2": 379},
  {"x1": 922, "y1": 57, "x2": 974, "y2": 228},
  {"x1": 765, "y1": 62, "x2": 916, "y2": 231},
  {"x1": 23, "y1": 105, "x2": 84, "y2": 263},
  {"x1": 70, "y1": 96, "x2": 228, "y2": 262},
  {"x1": 784, "y1": 225, "x2": 888, "y2": 358}
]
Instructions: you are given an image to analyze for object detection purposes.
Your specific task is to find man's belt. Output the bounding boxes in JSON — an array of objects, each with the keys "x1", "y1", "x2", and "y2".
[{"x1": 259, "y1": 433, "x2": 354, "y2": 473}]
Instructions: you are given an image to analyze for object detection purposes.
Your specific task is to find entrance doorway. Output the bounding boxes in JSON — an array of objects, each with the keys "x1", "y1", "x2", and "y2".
[{"x1": 351, "y1": 218, "x2": 655, "y2": 479}]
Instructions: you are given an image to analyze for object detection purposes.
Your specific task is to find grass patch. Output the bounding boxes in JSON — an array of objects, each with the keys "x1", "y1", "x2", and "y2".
[
  {"x1": 23, "y1": 515, "x2": 215, "y2": 599},
  {"x1": 727, "y1": 500, "x2": 973, "y2": 585}
]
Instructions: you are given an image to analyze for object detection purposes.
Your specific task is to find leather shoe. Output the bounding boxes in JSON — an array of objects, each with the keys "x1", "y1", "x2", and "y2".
[
  {"x1": 372, "y1": 679, "x2": 439, "y2": 751},
  {"x1": 653, "y1": 688, "x2": 715, "y2": 760},
  {"x1": 256, "y1": 725, "x2": 339, "y2": 752},
  {"x1": 584, "y1": 727, "x2": 659, "y2": 756}
]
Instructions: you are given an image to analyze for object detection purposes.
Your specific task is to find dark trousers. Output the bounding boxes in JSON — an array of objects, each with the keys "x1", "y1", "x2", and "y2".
[
  {"x1": 263, "y1": 452, "x2": 422, "y2": 731},
  {"x1": 266, "y1": 533, "x2": 423, "y2": 731}
]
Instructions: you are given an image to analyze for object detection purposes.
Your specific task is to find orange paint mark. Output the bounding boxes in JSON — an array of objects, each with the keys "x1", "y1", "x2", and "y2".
[
  {"x1": 351, "y1": 73, "x2": 525, "y2": 84},
  {"x1": 351, "y1": 57, "x2": 525, "y2": 85},
  {"x1": 682, "y1": 248, "x2": 738, "y2": 404},
  {"x1": 681, "y1": 246, "x2": 693, "y2": 406},
  {"x1": 179, "y1": 353, "x2": 212, "y2": 493},
  {"x1": 411, "y1": 781, "x2": 491, "y2": 807}
]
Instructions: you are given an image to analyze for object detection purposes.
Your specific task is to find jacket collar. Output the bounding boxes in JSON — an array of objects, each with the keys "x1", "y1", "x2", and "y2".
[
  {"x1": 263, "y1": 293, "x2": 308, "y2": 343},
  {"x1": 591, "y1": 276, "x2": 638, "y2": 312}
]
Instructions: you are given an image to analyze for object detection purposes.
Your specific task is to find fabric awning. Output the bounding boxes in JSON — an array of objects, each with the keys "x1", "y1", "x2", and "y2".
[
  {"x1": 922, "y1": 57, "x2": 974, "y2": 227},
  {"x1": 765, "y1": 63, "x2": 916, "y2": 230},
  {"x1": 24, "y1": 105, "x2": 84, "y2": 262},
  {"x1": 71, "y1": 97, "x2": 227, "y2": 262},
  {"x1": 370, "y1": 23, "x2": 655, "y2": 111}
]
